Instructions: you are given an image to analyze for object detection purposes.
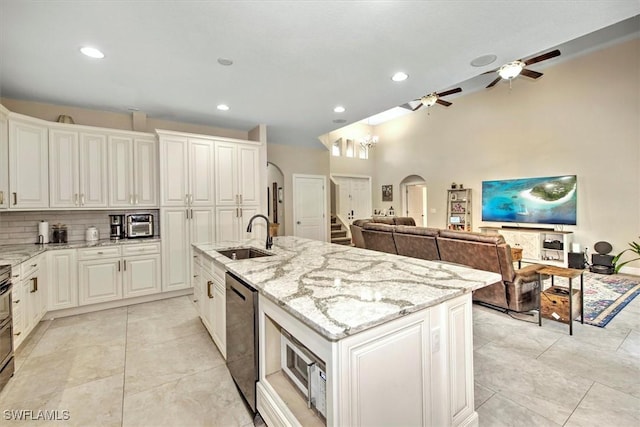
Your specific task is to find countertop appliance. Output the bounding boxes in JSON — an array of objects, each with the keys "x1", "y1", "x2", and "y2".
[
  {"x1": 0, "y1": 264, "x2": 14, "y2": 392},
  {"x1": 85, "y1": 226, "x2": 99, "y2": 242},
  {"x1": 281, "y1": 329, "x2": 327, "y2": 419},
  {"x1": 109, "y1": 214, "x2": 125, "y2": 240},
  {"x1": 226, "y1": 272, "x2": 258, "y2": 413},
  {"x1": 51, "y1": 224, "x2": 68, "y2": 244},
  {"x1": 126, "y1": 214, "x2": 154, "y2": 238}
]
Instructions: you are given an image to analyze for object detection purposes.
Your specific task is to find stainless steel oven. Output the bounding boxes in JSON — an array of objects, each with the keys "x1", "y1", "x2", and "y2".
[
  {"x1": 126, "y1": 214, "x2": 154, "y2": 238},
  {"x1": 0, "y1": 264, "x2": 14, "y2": 392}
]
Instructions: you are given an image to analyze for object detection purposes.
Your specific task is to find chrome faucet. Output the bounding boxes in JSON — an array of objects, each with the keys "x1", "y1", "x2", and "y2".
[{"x1": 246, "y1": 214, "x2": 273, "y2": 250}]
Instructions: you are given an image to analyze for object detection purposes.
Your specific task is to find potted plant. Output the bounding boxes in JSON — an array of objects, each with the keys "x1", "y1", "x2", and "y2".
[{"x1": 613, "y1": 237, "x2": 640, "y2": 273}]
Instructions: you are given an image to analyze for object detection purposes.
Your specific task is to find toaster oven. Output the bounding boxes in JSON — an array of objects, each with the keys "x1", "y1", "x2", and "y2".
[{"x1": 127, "y1": 214, "x2": 154, "y2": 238}]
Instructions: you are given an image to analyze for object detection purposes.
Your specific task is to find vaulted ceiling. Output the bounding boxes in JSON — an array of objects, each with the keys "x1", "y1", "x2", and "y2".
[{"x1": 1, "y1": 1, "x2": 638, "y2": 148}]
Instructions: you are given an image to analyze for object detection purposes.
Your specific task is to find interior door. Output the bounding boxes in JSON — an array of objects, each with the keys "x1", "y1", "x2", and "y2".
[
  {"x1": 406, "y1": 184, "x2": 427, "y2": 226},
  {"x1": 293, "y1": 174, "x2": 326, "y2": 241},
  {"x1": 334, "y1": 176, "x2": 371, "y2": 224}
]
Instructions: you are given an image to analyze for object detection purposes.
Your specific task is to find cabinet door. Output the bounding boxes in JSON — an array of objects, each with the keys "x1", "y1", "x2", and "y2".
[
  {"x1": 212, "y1": 280, "x2": 226, "y2": 358},
  {"x1": 12, "y1": 282, "x2": 24, "y2": 348},
  {"x1": 48, "y1": 249, "x2": 78, "y2": 311},
  {"x1": 189, "y1": 138, "x2": 215, "y2": 206},
  {"x1": 215, "y1": 206, "x2": 240, "y2": 242},
  {"x1": 9, "y1": 119, "x2": 49, "y2": 208},
  {"x1": 78, "y1": 258, "x2": 122, "y2": 305},
  {"x1": 517, "y1": 231, "x2": 541, "y2": 260},
  {"x1": 49, "y1": 129, "x2": 80, "y2": 208},
  {"x1": 202, "y1": 272, "x2": 214, "y2": 333},
  {"x1": 190, "y1": 208, "x2": 215, "y2": 245},
  {"x1": 159, "y1": 136, "x2": 189, "y2": 206},
  {"x1": 79, "y1": 133, "x2": 108, "y2": 207},
  {"x1": 192, "y1": 255, "x2": 203, "y2": 314},
  {"x1": 24, "y1": 271, "x2": 42, "y2": 333},
  {"x1": 133, "y1": 138, "x2": 158, "y2": 207},
  {"x1": 161, "y1": 208, "x2": 191, "y2": 291},
  {"x1": 214, "y1": 141, "x2": 238, "y2": 205},
  {"x1": 0, "y1": 113, "x2": 8, "y2": 209},
  {"x1": 240, "y1": 205, "x2": 262, "y2": 241},
  {"x1": 238, "y1": 144, "x2": 261, "y2": 205},
  {"x1": 123, "y1": 254, "x2": 161, "y2": 298},
  {"x1": 108, "y1": 135, "x2": 134, "y2": 207}
]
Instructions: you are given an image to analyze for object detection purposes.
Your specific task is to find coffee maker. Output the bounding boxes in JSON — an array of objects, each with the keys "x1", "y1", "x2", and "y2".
[{"x1": 109, "y1": 215, "x2": 126, "y2": 240}]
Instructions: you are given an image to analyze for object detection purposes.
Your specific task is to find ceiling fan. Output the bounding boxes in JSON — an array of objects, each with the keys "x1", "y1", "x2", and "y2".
[
  {"x1": 408, "y1": 87, "x2": 463, "y2": 111},
  {"x1": 485, "y1": 49, "x2": 561, "y2": 88}
]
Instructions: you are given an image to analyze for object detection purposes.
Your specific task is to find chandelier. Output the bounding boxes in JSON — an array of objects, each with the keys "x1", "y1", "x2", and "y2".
[{"x1": 359, "y1": 134, "x2": 378, "y2": 149}]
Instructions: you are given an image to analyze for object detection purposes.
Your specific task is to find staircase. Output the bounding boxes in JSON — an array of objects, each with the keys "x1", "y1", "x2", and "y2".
[{"x1": 331, "y1": 216, "x2": 351, "y2": 245}]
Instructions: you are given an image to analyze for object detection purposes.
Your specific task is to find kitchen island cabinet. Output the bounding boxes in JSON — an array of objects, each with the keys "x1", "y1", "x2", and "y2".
[{"x1": 194, "y1": 237, "x2": 500, "y2": 426}]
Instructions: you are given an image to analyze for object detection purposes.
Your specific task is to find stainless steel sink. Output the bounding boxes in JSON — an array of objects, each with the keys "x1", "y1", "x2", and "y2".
[{"x1": 216, "y1": 247, "x2": 273, "y2": 260}]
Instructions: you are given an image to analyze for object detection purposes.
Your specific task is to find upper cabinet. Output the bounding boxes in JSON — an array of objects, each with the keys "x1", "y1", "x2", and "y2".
[
  {"x1": 0, "y1": 107, "x2": 8, "y2": 209},
  {"x1": 108, "y1": 135, "x2": 158, "y2": 208},
  {"x1": 214, "y1": 140, "x2": 260, "y2": 206},
  {"x1": 49, "y1": 129, "x2": 109, "y2": 208},
  {"x1": 9, "y1": 117, "x2": 49, "y2": 209},
  {"x1": 158, "y1": 131, "x2": 215, "y2": 207}
]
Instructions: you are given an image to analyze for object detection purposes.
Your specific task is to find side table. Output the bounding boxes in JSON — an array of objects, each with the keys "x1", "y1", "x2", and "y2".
[
  {"x1": 511, "y1": 247, "x2": 523, "y2": 269},
  {"x1": 537, "y1": 266, "x2": 584, "y2": 335}
]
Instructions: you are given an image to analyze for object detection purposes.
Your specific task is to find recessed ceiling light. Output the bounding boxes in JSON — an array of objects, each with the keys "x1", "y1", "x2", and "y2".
[
  {"x1": 470, "y1": 54, "x2": 497, "y2": 67},
  {"x1": 217, "y1": 104, "x2": 230, "y2": 111},
  {"x1": 80, "y1": 46, "x2": 105, "y2": 59},
  {"x1": 333, "y1": 106, "x2": 346, "y2": 113},
  {"x1": 217, "y1": 58, "x2": 233, "y2": 66},
  {"x1": 391, "y1": 72, "x2": 409, "y2": 82}
]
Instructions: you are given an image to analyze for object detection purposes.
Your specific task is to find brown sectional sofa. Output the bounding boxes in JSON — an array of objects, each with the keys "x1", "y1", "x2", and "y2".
[{"x1": 353, "y1": 220, "x2": 542, "y2": 313}]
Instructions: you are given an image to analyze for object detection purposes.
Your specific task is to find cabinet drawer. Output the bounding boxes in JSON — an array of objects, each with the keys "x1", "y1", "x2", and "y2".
[
  {"x1": 77, "y1": 246, "x2": 121, "y2": 260},
  {"x1": 212, "y1": 261, "x2": 225, "y2": 281},
  {"x1": 122, "y1": 243, "x2": 161, "y2": 256},
  {"x1": 21, "y1": 254, "x2": 43, "y2": 277}
]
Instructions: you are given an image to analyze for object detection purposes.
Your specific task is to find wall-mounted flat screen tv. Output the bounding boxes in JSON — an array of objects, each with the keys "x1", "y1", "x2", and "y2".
[{"x1": 482, "y1": 175, "x2": 577, "y2": 225}]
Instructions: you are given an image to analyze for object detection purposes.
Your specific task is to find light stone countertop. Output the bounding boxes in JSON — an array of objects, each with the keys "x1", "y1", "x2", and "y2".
[
  {"x1": 194, "y1": 236, "x2": 501, "y2": 341},
  {"x1": 0, "y1": 238, "x2": 162, "y2": 267}
]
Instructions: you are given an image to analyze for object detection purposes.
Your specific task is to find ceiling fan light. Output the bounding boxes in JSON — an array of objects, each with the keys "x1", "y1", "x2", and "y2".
[
  {"x1": 498, "y1": 61, "x2": 525, "y2": 80},
  {"x1": 421, "y1": 93, "x2": 438, "y2": 107}
]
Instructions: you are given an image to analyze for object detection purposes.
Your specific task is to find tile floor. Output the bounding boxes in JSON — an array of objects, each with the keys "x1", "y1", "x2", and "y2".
[{"x1": 0, "y1": 294, "x2": 638, "y2": 426}]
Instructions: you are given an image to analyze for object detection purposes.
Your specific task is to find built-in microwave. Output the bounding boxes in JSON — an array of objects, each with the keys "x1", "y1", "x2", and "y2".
[
  {"x1": 281, "y1": 329, "x2": 327, "y2": 419},
  {"x1": 126, "y1": 214, "x2": 154, "y2": 238}
]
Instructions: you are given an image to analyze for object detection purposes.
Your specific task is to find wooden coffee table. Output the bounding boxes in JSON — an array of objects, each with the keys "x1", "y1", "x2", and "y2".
[{"x1": 537, "y1": 265, "x2": 584, "y2": 335}]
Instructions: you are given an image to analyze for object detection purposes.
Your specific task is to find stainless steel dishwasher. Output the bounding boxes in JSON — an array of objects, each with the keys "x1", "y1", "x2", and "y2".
[{"x1": 225, "y1": 272, "x2": 259, "y2": 413}]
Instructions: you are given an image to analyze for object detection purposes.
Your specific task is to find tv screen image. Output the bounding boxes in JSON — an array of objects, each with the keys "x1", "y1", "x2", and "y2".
[{"x1": 482, "y1": 175, "x2": 577, "y2": 225}]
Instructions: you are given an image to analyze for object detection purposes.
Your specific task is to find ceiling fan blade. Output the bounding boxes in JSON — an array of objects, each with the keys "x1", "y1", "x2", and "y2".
[
  {"x1": 521, "y1": 68, "x2": 543, "y2": 79},
  {"x1": 524, "y1": 49, "x2": 561, "y2": 66},
  {"x1": 436, "y1": 99, "x2": 452, "y2": 107},
  {"x1": 412, "y1": 103, "x2": 423, "y2": 112},
  {"x1": 481, "y1": 69, "x2": 498, "y2": 75},
  {"x1": 399, "y1": 103, "x2": 414, "y2": 111},
  {"x1": 437, "y1": 87, "x2": 462, "y2": 97},
  {"x1": 486, "y1": 76, "x2": 502, "y2": 88}
]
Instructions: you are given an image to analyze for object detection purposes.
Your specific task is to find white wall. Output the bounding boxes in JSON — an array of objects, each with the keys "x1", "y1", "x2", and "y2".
[{"x1": 370, "y1": 38, "x2": 639, "y2": 264}]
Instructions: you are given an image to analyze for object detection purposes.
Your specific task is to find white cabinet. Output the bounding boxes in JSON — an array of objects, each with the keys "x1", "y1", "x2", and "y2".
[
  {"x1": 78, "y1": 242, "x2": 161, "y2": 306},
  {"x1": 161, "y1": 209, "x2": 191, "y2": 291},
  {"x1": 196, "y1": 254, "x2": 226, "y2": 358},
  {"x1": 108, "y1": 135, "x2": 158, "y2": 207},
  {"x1": 48, "y1": 249, "x2": 78, "y2": 310},
  {"x1": 49, "y1": 129, "x2": 108, "y2": 208},
  {"x1": 481, "y1": 227, "x2": 573, "y2": 267},
  {"x1": 14, "y1": 254, "x2": 47, "y2": 349},
  {"x1": 215, "y1": 205, "x2": 260, "y2": 242},
  {"x1": 214, "y1": 141, "x2": 260, "y2": 206},
  {"x1": 0, "y1": 107, "x2": 9, "y2": 209},
  {"x1": 158, "y1": 133, "x2": 214, "y2": 207},
  {"x1": 8, "y1": 117, "x2": 49, "y2": 209}
]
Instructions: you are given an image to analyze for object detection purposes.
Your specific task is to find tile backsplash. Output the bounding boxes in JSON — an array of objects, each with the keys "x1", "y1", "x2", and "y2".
[{"x1": 0, "y1": 210, "x2": 160, "y2": 245}]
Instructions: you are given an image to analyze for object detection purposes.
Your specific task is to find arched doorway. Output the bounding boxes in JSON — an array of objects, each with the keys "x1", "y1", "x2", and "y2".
[
  {"x1": 267, "y1": 162, "x2": 285, "y2": 235},
  {"x1": 400, "y1": 175, "x2": 427, "y2": 226}
]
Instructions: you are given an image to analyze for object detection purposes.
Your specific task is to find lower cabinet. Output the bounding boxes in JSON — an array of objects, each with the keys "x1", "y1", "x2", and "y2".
[
  {"x1": 78, "y1": 257, "x2": 122, "y2": 305},
  {"x1": 194, "y1": 250, "x2": 226, "y2": 359},
  {"x1": 48, "y1": 249, "x2": 78, "y2": 310},
  {"x1": 13, "y1": 254, "x2": 47, "y2": 349}
]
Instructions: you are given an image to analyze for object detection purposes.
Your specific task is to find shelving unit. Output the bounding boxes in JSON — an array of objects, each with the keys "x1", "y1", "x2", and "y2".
[{"x1": 446, "y1": 188, "x2": 472, "y2": 231}]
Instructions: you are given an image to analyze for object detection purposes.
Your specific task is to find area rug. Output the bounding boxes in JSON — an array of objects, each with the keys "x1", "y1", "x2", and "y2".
[{"x1": 548, "y1": 271, "x2": 640, "y2": 327}]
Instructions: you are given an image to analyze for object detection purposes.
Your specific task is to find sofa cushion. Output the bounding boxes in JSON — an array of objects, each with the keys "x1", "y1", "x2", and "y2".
[
  {"x1": 362, "y1": 223, "x2": 397, "y2": 254},
  {"x1": 393, "y1": 227, "x2": 440, "y2": 261},
  {"x1": 439, "y1": 229, "x2": 506, "y2": 244},
  {"x1": 393, "y1": 217, "x2": 416, "y2": 226},
  {"x1": 437, "y1": 234, "x2": 502, "y2": 275},
  {"x1": 363, "y1": 223, "x2": 396, "y2": 232},
  {"x1": 352, "y1": 218, "x2": 372, "y2": 227},
  {"x1": 372, "y1": 216, "x2": 395, "y2": 225}
]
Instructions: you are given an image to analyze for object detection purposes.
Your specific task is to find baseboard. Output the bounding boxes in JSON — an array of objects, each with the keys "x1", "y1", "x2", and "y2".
[
  {"x1": 618, "y1": 265, "x2": 640, "y2": 276},
  {"x1": 44, "y1": 288, "x2": 193, "y2": 319}
]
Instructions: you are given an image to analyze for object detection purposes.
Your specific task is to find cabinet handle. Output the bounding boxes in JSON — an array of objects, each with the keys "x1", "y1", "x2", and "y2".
[
  {"x1": 30, "y1": 277, "x2": 37, "y2": 293},
  {"x1": 239, "y1": 208, "x2": 242, "y2": 218},
  {"x1": 13, "y1": 192, "x2": 17, "y2": 205},
  {"x1": 129, "y1": 194, "x2": 134, "y2": 204},
  {"x1": 14, "y1": 332, "x2": 21, "y2": 336},
  {"x1": 74, "y1": 193, "x2": 79, "y2": 206},
  {"x1": 185, "y1": 194, "x2": 189, "y2": 205},
  {"x1": 31, "y1": 264, "x2": 37, "y2": 268},
  {"x1": 81, "y1": 194, "x2": 85, "y2": 206},
  {"x1": 124, "y1": 260, "x2": 127, "y2": 271},
  {"x1": 134, "y1": 194, "x2": 139, "y2": 205},
  {"x1": 239, "y1": 194, "x2": 243, "y2": 204},
  {"x1": 118, "y1": 261, "x2": 121, "y2": 272},
  {"x1": 13, "y1": 299, "x2": 19, "y2": 304},
  {"x1": 207, "y1": 280, "x2": 213, "y2": 299},
  {"x1": 189, "y1": 194, "x2": 193, "y2": 205},
  {"x1": 0, "y1": 191, "x2": 3, "y2": 205},
  {"x1": 97, "y1": 251, "x2": 104, "y2": 255}
]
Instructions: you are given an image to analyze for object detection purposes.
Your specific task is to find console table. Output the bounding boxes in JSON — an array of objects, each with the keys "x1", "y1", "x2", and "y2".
[{"x1": 537, "y1": 266, "x2": 584, "y2": 335}]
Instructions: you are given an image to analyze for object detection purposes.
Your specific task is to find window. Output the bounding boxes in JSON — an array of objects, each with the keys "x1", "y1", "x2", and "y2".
[
  {"x1": 332, "y1": 138, "x2": 342, "y2": 157},
  {"x1": 345, "y1": 139, "x2": 355, "y2": 158},
  {"x1": 358, "y1": 144, "x2": 368, "y2": 159}
]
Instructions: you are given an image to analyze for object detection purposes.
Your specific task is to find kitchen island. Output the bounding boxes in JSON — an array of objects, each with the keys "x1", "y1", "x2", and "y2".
[{"x1": 194, "y1": 236, "x2": 501, "y2": 427}]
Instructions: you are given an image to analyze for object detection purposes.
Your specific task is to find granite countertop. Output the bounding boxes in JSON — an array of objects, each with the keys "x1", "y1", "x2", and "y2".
[
  {"x1": 193, "y1": 236, "x2": 501, "y2": 341},
  {"x1": 0, "y1": 238, "x2": 161, "y2": 267}
]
